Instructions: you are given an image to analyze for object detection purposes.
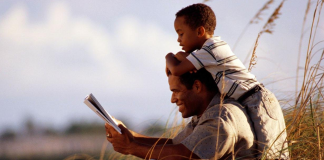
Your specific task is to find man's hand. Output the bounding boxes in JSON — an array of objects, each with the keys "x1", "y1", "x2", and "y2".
[
  {"x1": 174, "y1": 51, "x2": 189, "y2": 61},
  {"x1": 105, "y1": 123, "x2": 134, "y2": 155},
  {"x1": 112, "y1": 117, "x2": 126, "y2": 128}
]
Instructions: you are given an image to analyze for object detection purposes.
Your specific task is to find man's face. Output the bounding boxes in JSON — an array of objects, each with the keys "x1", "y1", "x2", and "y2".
[
  {"x1": 174, "y1": 16, "x2": 200, "y2": 53},
  {"x1": 168, "y1": 75, "x2": 201, "y2": 118}
]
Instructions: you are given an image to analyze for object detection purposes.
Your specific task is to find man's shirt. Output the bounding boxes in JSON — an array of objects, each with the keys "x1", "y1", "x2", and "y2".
[{"x1": 173, "y1": 95, "x2": 258, "y2": 159}]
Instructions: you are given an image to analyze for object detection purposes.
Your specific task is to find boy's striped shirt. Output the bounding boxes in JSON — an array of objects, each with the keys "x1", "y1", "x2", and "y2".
[{"x1": 186, "y1": 36, "x2": 260, "y2": 100}]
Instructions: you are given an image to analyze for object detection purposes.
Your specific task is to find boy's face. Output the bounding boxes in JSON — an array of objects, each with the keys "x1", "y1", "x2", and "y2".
[{"x1": 174, "y1": 16, "x2": 200, "y2": 53}]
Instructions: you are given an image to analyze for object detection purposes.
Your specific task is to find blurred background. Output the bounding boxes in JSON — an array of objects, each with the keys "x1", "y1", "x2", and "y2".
[{"x1": 0, "y1": 0, "x2": 323, "y2": 159}]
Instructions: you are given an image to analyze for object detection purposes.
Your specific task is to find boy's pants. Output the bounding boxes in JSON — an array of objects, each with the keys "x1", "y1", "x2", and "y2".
[{"x1": 241, "y1": 86, "x2": 289, "y2": 159}]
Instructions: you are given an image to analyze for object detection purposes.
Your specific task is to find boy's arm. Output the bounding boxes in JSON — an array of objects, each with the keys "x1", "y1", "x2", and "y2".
[{"x1": 165, "y1": 52, "x2": 196, "y2": 76}]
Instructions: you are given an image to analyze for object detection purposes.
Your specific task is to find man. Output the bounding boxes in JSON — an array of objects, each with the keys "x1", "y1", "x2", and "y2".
[{"x1": 105, "y1": 68, "x2": 263, "y2": 159}]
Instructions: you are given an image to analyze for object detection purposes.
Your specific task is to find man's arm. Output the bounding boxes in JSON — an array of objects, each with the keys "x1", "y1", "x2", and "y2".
[
  {"x1": 131, "y1": 130, "x2": 173, "y2": 146},
  {"x1": 112, "y1": 118, "x2": 172, "y2": 146},
  {"x1": 165, "y1": 52, "x2": 196, "y2": 76},
  {"x1": 105, "y1": 123, "x2": 200, "y2": 160},
  {"x1": 128, "y1": 140, "x2": 200, "y2": 160}
]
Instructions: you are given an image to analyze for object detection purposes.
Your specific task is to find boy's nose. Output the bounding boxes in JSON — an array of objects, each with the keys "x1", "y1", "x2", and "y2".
[{"x1": 177, "y1": 37, "x2": 181, "y2": 43}]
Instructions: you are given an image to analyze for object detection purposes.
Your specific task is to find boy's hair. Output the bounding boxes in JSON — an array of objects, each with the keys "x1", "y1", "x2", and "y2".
[{"x1": 176, "y1": 3, "x2": 216, "y2": 35}]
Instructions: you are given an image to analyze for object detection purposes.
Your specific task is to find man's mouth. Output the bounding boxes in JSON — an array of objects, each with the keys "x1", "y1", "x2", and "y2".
[{"x1": 178, "y1": 104, "x2": 184, "y2": 112}]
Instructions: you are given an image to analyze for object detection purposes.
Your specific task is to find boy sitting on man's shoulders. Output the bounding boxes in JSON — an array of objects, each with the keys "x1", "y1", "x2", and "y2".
[{"x1": 166, "y1": 3, "x2": 289, "y2": 159}]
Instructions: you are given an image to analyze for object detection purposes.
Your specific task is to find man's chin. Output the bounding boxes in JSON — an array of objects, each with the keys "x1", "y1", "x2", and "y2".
[{"x1": 181, "y1": 112, "x2": 189, "y2": 118}]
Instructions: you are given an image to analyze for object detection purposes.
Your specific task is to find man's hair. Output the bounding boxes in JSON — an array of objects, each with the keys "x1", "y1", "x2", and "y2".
[
  {"x1": 176, "y1": 3, "x2": 216, "y2": 35},
  {"x1": 178, "y1": 69, "x2": 218, "y2": 93}
]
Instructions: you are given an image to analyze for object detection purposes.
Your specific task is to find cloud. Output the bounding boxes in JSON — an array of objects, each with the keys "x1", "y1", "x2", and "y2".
[
  {"x1": 0, "y1": 1, "x2": 180, "y2": 129},
  {"x1": 0, "y1": 2, "x2": 131, "y2": 95},
  {"x1": 0, "y1": 2, "x2": 180, "y2": 95}
]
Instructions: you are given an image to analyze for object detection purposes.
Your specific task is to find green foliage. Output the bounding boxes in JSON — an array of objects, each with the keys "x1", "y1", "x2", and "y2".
[
  {"x1": 64, "y1": 121, "x2": 105, "y2": 135},
  {"x1": 0, "y1": 129, "x2": 16, "y2": 141},
  {"x1": 141, "y1": 122, "x2": 165, "y2": 136}
]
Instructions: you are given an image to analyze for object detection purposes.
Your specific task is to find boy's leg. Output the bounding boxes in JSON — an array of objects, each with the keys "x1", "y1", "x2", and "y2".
[{"x1": 242, "y1": 87, "x2": 289, "y2": 159}]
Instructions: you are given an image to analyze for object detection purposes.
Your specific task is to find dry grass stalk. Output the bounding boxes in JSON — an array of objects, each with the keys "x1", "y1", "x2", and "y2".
[
  {"x1": 96, "y1": 1, "x2": 324, "y2": 159},
  {"x1": 99, "y1": 141, "x2": 108, "y2": 160},
  {"x1": 294, "y1": 0, "x2": 324, "y2": 119},
  {"x1": 248, "y1": 0, "x2": 286, "y2": 71},
  {"x1": 233, "y1": 0, "x2": 274, "y2": 51},
  {"x1": 249, "y1": 0, "x2": 275, "y2": 24},
  {"x1": 317, "y1": 123, "x2": 322, "y2": 159},
  {"x1": 296, "y1": 0, "x2": 312, "y2": 100}
]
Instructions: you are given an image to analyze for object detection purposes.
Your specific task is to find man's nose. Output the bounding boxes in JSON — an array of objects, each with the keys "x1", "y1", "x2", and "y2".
[{"x1": 171, "y1": 93, "x2": 177, "y2": 103}]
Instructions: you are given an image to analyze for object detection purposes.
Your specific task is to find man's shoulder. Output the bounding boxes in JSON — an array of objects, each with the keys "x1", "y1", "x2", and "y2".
[{"x1": 200, "y1": 99, "x2": 248, "y2": 123}]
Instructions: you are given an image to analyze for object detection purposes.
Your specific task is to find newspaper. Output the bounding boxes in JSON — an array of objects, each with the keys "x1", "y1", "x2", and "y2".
[{"x1": 84, "y1": 93, "x2": 122, "y2": 134}]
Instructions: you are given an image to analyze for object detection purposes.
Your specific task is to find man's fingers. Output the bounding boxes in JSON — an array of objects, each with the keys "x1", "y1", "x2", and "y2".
[{"x1": 105, "y1": 123, "x2": 115, "y2": 136}]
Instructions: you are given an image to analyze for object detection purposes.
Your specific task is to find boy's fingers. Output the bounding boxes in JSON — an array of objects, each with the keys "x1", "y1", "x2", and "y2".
[{"x1": 189, "y1": 70, "x2": 197, "y2": 74}]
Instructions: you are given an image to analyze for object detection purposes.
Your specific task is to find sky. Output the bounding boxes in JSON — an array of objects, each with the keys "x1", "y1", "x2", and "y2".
[{"x1": 0, "y1": 0, "x2": 323, "y2": 132}]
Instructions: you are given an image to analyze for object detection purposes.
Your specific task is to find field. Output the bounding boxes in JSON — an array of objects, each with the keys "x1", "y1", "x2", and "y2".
[
  {"x1": 1, "y1": 0, "x2": 323, "y2": 159},
  {"x1": 101, "y1": 0, "x2": 324, "y2": 159}
]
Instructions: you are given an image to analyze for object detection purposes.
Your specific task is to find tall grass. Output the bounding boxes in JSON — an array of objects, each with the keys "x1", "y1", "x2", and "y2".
[
  {"x1": 67, "y1": 1, "x2": 324, "y2": 159},
  {"x1": 247, "y1": 0, "x2": 324, "y2": 159},
  {"x1": 286, "y1": 0, "x2": 324, "y2": 158}
]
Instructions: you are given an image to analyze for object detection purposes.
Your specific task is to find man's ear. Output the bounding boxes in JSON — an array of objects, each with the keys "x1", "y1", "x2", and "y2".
[
  {"x1": 197, "y1": 26, "x2": 206, "y2": 37},
  {"x1": 193, "y1": 80, "x2": 203, "y2": 93}
]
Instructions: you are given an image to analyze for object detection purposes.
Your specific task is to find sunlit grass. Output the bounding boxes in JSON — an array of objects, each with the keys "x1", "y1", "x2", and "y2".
[{"x1": 65, "y1": 0, "x2": 324, "y2": 159}]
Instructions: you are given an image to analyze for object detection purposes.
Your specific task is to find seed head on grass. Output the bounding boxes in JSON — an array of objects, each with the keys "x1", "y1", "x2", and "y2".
[{"x1": 248, "y1": 0, "x2": 286, "y2": 71}]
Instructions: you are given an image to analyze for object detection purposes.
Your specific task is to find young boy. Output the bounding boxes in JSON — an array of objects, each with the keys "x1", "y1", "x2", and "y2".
[{"x1": 166, "y1": 3, "x2": 289, "y2": 159}]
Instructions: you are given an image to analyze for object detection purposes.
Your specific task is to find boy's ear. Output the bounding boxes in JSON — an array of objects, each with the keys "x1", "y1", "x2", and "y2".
[{"x1": 197, "y1": 26, "x2": 206, "y2": 37}]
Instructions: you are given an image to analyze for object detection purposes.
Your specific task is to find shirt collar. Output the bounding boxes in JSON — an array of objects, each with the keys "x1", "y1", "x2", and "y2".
[
  {"x1": 191, "y1": 93, "x2": 222, "y2": 125},
  {"x1": 201, "y1": 36, "x2": 221, "y2": 47}
]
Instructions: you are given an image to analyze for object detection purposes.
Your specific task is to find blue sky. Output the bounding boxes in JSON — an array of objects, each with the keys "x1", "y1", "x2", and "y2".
[{"x1": 0, "y1": 0, "x2": 323, "y2": 132}]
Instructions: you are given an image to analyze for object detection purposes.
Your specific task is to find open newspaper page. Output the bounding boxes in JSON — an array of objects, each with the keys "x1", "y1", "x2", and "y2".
[{"x1": 84, "y1": 93, "x2": 122, "y2": 134}]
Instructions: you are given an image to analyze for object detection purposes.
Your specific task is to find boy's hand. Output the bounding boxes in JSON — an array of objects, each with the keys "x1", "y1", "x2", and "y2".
[
  {"x1": 165, "y1": 66, "x2": 170, "y2": 76},
  {"x1": 175, "y1": 51, "x2": 197, "y2": 74},
  {"x1": 175, "y1": 51, "x2": 189, "y2": 61},
  {"x1": 165, "y1": 52, "x2": 176, "y2": 76},
  {"x1": 189, "y1": 69, "x2": 197, "y2": 74}
]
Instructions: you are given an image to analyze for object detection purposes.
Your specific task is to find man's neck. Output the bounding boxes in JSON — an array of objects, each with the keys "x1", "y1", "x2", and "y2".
[{"x1": 196, "y1": 91, "x2": 217, "y2": 117}]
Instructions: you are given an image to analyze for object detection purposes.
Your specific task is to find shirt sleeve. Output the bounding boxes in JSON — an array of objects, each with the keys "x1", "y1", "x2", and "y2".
[
  {"x1": 180, "y1": 118, "x2": 237, "y2": 159},
  {"x1": 172, "y1": 122, "x2": 193, "y2": 145},
  {"x1": 186, "y1": 48, "x2": 218, "y2": 70}
]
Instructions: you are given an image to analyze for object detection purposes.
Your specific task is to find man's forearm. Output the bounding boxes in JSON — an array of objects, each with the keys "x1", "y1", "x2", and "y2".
[
  {"x1": 134, "y1": 137, "x2": 173, "y2": 146},
  {"x1": 129, "y1": 130, "x2": 173, "y2": 145},
  {"x1": 128, "y1": 141, "x2": 199, "y2": 160}
]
